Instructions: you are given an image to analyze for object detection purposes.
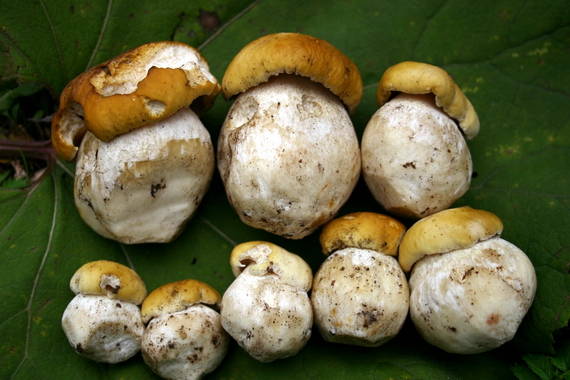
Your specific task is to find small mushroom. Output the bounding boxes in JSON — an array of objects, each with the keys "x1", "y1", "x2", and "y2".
[
  {"x1": 399, "y1": 207, "x2": 537, "y2": 354},
  {"x1": 61, "y1": 260, "x2": 147, "y2": 363},
  {"x1": 361, "y1": 62, "x2": 479, "y2": 218},
  {"x1": 221, "y1": 241, "x2": 313, "y2": 362},
  {"x1": 141, "y1": 279, "x2": 229, "y2": 380},
  {"x1": 51, "y1": 41, "x2": 219, "y2": 243},
  {"x1": 312, "y1": 212, "x2": 409, "y2": 346},
  {"x1": 218, "y1": 33, "x2": 362, "y2": 239}
]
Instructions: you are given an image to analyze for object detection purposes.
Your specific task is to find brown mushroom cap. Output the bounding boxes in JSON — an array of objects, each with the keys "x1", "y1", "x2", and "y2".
[
  {"x1": 320, "y1": 212, "x2": 406, "y2": 256},
  {"x1": 221, "y1": 33, "x2": 362, "y2": 112},
  {"x1": 376, "y1": 61, "x2": 479, "y2": 139},
  {"x1": 70, "y1": 260, "x2": 147, "y2": 305},
  {"x1": 141, "y1": 279, "x2": 221, "y2": 324},
  {"x1": 52, "y1": 41, "x2": 220, "y2": 160},
  {"x1": 398, "y1": 206, "x2": 504, "y2": 272}
]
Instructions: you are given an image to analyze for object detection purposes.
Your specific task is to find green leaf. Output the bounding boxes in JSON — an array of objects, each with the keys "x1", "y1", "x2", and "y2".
[{"x1": 1, "y1": 0, "x2": 569, "y2": 379}]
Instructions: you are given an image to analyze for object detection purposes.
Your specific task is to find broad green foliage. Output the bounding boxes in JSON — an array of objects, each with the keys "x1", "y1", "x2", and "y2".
[{"x1": 1, "y1": 0, "x2": 569, "y2": 379}]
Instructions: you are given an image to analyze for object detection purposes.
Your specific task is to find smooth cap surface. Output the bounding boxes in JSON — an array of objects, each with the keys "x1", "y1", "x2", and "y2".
[
  {"x1": 141, "y1": 279, "x2": 221, "y2": 323},
  {"x1": 222, "y1": 33, "x2": 363, "y2": 112},
  {"x1": 70, "y1": 260, "x2": 147, "y2": 304},
  {"x1": 320, "y1": 212, "x2": 406, "y2": 256},
  {"x1": 376, "y1": 61, "x2": 479, "y2": 139},
  {"x1": 52, "y1": 41, "x2": 220, "y2": 160},
  {"x1": 399, "y1": 207, "x2": 504, "y2": 272},
  {"x1": 229, "y1": 241, "x2": 312, "y2": 291}
]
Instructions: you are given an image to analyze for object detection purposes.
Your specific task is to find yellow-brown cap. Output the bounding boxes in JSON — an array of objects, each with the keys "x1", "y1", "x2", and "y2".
[
  {"x1": 222, "y1": 33, "x2": 363, "y2": 112},
  {"x1": 399, "y1": 207, "x2": 504, "y2": 272},
  {"x1": 51, "y1": 41, "x2": 220, "y2": 161},
  {"x1": 141, "y1": 279, "x2": 221, "y2": 324},
  {"x1": 70, "y1": 260, "x2": 147, "y2": 304},
  {"x1": 376, "y1": 61, "x2": 479, "y2": 139},
  {"x1": 230, "y1": 241, "x2": 312, "y2": 291},
  {"x1": 320, "y1": 212, "x2": 406, "y2": 256}
]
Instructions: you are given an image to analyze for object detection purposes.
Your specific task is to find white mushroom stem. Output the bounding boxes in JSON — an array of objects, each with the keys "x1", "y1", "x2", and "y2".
[
  {"x1": 74, "y1": 108, "x2": 214, "y2": 244},
  {"x1": 362, "y1": 93, "x2": 472, "y2": 218},
  {"x1": 218, "y1": 75, "x2": 360, "y2": 239},
  {"x1": 312, "y1": 248, "x2": 409, "y2": 346},
  {"x1": 409, "y1": 237, "x2": 536, "y2": 354},
  {"x1": 221, "y1": 272, "x2": 312, "y2": 362},
  {"x1": 61, "y1": 294, "x2": 144, "y2": 363},
  {"x1": 142, "y1": 304, "x2": 228, "y2": 380}
]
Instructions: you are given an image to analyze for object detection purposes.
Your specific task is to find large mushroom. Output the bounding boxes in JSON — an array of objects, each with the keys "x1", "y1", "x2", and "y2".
[
  {"x1": 61, "y1": 260, "x2": 147, "y2": 363},
  {"x1": 362, "y1": 62, "x2": 479, "y2": 219},
  {"x1": 312, "y1": 212, "x2": 409, "y2": 346},
  {"x1": 51, "y1": 41, "x2": 219, "y2": 243},
  {"x1": 220, "y1": 241, "x2": 313, "y2": 362},
  {"x1": 218, "y1": 33, "x2": 362, "y2": 239},
  {"x1": 399, "y1": 207, "x2": 537, "y2": 354}
]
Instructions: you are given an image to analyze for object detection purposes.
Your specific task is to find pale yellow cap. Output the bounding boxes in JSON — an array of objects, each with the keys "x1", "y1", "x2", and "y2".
[
  {"x1": 399, "y1": 207, "x2": 503, "y2": 272},
  {"x1": 230, "y1": 241, "x2": 312, "y2": 291},
  {"x1": 376, "y1": 61, "x2": 479, "y2": 139},
  {"x1": 222, "y1": 33, "x2": 363, "y2": 112},
  {"x1": 320, "y1": 212, "x2": 406, "y2": 256},
  {"x1": 141, "y1": 279, "x2": 221, "y2": 323},
  {"x1": 52, "y1": 41, "x2": 220, "y2": 160},
  {"x1": 70, "y1": 260, "x2": 147, "y2": 304}
]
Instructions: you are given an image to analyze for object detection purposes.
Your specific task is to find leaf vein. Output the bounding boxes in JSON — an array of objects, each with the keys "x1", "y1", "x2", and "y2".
[
  {"x1": 38, "y1": 0, "x2": 65, "y2": 76},
  {"x1": 86, "y1": 0, "x2": 114, "y2": 69},
  {"x1": 0, "y1": 185, "x2": 39, "y2": 237},
  {"x1": 199, "y1": 216, "x2": 237, "y2": 246}
]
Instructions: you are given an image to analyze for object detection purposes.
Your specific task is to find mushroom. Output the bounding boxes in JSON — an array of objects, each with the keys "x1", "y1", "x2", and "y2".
[
  {"x1": 51, "y1": 41, "x2": 220, "y2": 243},
  {"x1": 361, "y1": 62, "x2": 479, "y2": 219},
  {"x1": 61, "y1": 260, "x2": 147, "y2": 363},
  {"x1": 312, "y1": 212, "x2": 409, "y2": 346},
  {"x1": 220, "y1": 241, "x2": 313, "y2": 362},
  {"x1": 218, "y1": 33, "x2": 362, "y2": 239},
  {"x1": 141, "y1": 279, "x2": 229, "y2": 380},
  {"x1": 399, "y1": 207, "x2": 537, "y2": 354}
]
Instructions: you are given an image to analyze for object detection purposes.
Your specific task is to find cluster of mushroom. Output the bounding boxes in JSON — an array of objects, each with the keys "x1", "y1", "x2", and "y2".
[
  {"x1": 56, "y1": 31, "x2": 538, "y2": 376},
  {"x1": 62, "y1": 261, "x2": 229, "y2": 379}
]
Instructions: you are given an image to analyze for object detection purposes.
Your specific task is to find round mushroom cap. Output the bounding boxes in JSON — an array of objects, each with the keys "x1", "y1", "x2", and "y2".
[
  {"x1": 70, "y1": 260, "x2": 147, "y2": 305},
  {"x1": 218, "y1": 75, "x2": 361, "y2": 239},
  {"x1": 61, "y1": 294, "x2": 144, "y2": 363},
  {"x1": 320, "y1": 212, "x2": 406, "y2": 256},
  {"x1": 376, "y1": 61, "x2": 479, "y2": 139},
  {"x1": 222, "y1": 32, "x2": 362, "y2": 112},
  {"x1": 409, "y1": 237, "x2": 536, "y2": 354},
  {"x1": 52, "y1": 41, "x2": 220, "y2": 160},
  {"x1": 221, "y1": 273, "x2": 313, "y2": 362},
  {"x1": 399, "y1": 206, "x2": 504, "y2": 272},
  {"x1": 312, "y1": 248, "x2": 409, "y2": 346},
  {"x1": 142, "y1": 304, "x2": 229, "y2": 380},
  {"x1": 74, "y1": 108, "x2": 215, "y2": 244},
  {"x1": 141, "y1": 279, "x2": 221, "y2": 324},
  {"x1": 362, "y1": 93, "x2": 473, "y2": 219}
]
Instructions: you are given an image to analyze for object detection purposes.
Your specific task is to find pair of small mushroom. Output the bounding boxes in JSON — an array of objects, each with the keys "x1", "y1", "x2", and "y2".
[
  {"x1": 52, "y1": 42, "x2": 219, "y2": 244},
  {"x1": 62, "y1": 261, "x2": 228, "y2": 379},
  {"x1": 312, "y1": 208, "x2": 536, "y2": 354}
]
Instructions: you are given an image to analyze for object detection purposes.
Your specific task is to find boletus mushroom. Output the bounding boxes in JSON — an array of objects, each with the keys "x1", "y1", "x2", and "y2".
[
  {"x1": 61, "y1": 260, "x2": 147, "y2": 363},
  {"x1": 218, "y1": 33, "x2": 362, "y2": 239},
  {"x1": 399, "y1": 207, "x2": 537, "y2": 354},
  {"x1": 312, "y1": 212, "x2": 409, "y2": 346},
  {"x1": 221, "y1": 241, "x2": 313, "y2": 362},
  {"x1": 51, "y1": 41, "x2": 219, "y2": 243},
  {"x1": 362, "y1": 62, "x2": 479, "y2": 219},
  {"x1": 141, "y1": 279, "x2": 229, "y2": 380}
]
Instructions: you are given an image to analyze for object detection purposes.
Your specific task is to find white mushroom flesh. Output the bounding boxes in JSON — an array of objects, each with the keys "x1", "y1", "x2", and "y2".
[
  {"x1": 221, "y1": 273, "x2": 312, "y2": 362},
  {"x1": 312, "y1": 248, "x2": 409, "y2": 346},
  {"x1": 218, "y1": 75, "x2": 361, "y2": 239},
  {"x1": 361, "y1": 93, "x2": 472, "y2": 218},
  {"x1": 142, "y1": 304, "x2": 228, "y2": 380},
  {"x1": 74, "y1": 108, "x2": 214, "y2": 243},
  {"x1": 409, "y1": 237, "x2": 536, "y2": 354},
  {"x1": 61, "y1": 294, "x2": 144, "y2": 363}
]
